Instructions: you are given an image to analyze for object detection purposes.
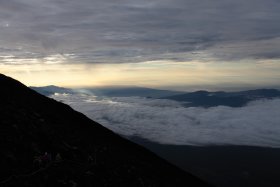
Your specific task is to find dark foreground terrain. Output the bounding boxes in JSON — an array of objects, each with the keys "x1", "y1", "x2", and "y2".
[
  {"x1": 131, "y1": 137, "x2": 280, "y2": 187},
  {"x1": 0, "y1": 74, "x2": 210, "y2": 187}
]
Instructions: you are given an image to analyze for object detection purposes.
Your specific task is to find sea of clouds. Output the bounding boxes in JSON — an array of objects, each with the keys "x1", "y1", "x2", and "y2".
[{"x1": 51, "y1": 94, "x2": 280, "y2": 148}]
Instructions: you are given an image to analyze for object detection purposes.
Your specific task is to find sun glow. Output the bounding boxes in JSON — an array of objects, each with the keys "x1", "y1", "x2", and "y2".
[{"x1": 1, "y1": 59, "x2": 280, "y2": 89}]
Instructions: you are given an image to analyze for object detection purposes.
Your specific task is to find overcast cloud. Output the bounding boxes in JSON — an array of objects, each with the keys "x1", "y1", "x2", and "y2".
[
  {"x1": 51, "y1": 94, "x2": 280, "y2": 148},
  {"x1": 1, "y1": 0, "x2": 280, "y2": 64}
]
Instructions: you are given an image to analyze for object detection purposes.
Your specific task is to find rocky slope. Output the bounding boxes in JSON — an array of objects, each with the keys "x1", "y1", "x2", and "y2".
[{"x1": 0, "y1": 74, "x2": 210, "y2": 187}]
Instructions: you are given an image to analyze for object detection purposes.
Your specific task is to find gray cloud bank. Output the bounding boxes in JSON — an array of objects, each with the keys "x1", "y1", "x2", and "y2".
[
  {"x1": 51, "y1": 94, "x2": 280, "y2": 148},
  {"x1": 1, "y1": 0, "x2": 280, "y2": 64}
]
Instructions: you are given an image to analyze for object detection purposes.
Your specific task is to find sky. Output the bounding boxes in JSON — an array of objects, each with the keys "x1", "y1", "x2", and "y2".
[{"x1": 0, "y1": 0, "x2": 280, "y2": 90}]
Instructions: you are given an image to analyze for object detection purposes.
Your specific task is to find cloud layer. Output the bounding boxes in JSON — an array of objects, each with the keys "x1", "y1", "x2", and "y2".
[
  {"x1": 51, "y1": 94, "x2": 280, "y2": 147},
  {"x1": 1, "y1": 0, "x2": 280, "y2": 64}
]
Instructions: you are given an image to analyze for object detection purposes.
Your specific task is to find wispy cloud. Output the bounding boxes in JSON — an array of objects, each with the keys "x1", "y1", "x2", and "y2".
[{"x1": 51, "y1": 94, "x2": 280, "y2": 148}]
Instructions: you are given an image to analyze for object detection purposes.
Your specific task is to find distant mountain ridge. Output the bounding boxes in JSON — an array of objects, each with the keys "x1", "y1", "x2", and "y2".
[
  {"x1": 0, "y1": 74, "x2": 210, "y2": 186},
  {"x1": 30, "y1": 85, "x2": 184, "y2": 98},
  {"x1": 161, "y1": 89, "x2": 280, "y2": 107},
  {"x1": 30, "y1": 85, "x2": 75, "y2": 96},
  {"x1": 31, "y1": 85, "x2": 280, "y2": 107}
]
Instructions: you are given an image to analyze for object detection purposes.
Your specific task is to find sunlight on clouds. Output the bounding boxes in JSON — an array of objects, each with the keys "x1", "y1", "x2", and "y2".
[
  {"x1": 43, "y1": 54, "x2": 67, "y2": 64},
  {"x1": 0, "y1": 55, "x2": 41, "y2": 65},
  {"x1": 0, "y1": 53, "x2": 69, "y2": 65}
]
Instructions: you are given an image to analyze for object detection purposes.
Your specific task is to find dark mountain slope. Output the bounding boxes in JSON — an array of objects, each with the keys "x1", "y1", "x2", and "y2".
[
  {"x1": 131, "y1": 137, "x2": 280, "y2": 187},
  {"x1": 0, "y1": 74, "x2": 210, "y2": 187}
]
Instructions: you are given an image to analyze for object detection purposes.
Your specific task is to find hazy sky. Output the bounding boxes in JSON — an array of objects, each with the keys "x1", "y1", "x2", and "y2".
[{"x1": 0, "y1": 0, "x2": 280, "y2": 90}]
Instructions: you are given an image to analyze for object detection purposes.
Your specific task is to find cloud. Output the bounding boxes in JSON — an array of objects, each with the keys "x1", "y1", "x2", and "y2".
[
  {"x1": 51, "y1": 94, "x2": 280, "y2": 148},
  {"x1": 1, "y1": 0, "x2": 280, "y2": 64}
]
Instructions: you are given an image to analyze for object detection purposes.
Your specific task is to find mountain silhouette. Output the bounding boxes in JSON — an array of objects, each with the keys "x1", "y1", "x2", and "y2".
[
  {"x1": 162, "y1": 89, "x2": 280, "y2": 107},
  {"x1": 30, "y1": 86, "x2": 75, "y2": 96},
  {"x1": 0, "y1": 74, "x2": 210, "y2": 187},
  {"x1": 31, "y1": 85, "x2": 184, "y2": 98}
]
